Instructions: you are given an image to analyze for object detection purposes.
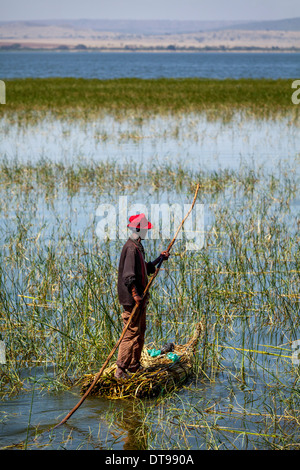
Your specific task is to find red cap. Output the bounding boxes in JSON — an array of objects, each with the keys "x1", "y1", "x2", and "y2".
[{"x1": 127, "y1": 213, "x2": 153, "y2": 229}]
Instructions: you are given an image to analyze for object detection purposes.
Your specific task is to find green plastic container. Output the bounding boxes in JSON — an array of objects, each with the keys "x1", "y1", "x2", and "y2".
[
  {"x1": 167, "y1": 352, "x2": 180, "y2": 362},
  {"x1": 147, "y1": 348, "x2": 161, "y2": 357}
]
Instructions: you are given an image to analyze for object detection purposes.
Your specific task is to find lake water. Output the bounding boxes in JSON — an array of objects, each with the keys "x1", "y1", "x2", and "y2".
[
  {"x1": 0, "y1": 51, "x2": 300, "y2": 79},
  {"x1": 0, "y1": 109, "x2": 299, "y2": 452},
  {"x1": 0, "y1": 328, "x2": 296, "y2": 451},
  {"x1": 1, "y1": 49, "x2": 300, "y2": 452},
  {"x1": 1, "y1": 112, "x2": 299, "y2": 174}
]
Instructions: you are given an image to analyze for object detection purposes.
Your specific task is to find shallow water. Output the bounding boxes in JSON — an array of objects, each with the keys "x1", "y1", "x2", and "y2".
[
  {"x1": 0, "y1": 111, "x2": 299, "y2": 450},
  {"x1": 0, "y1": 328, "x2": 297, "y2": 451},
  {"x1": 1, "y1": 112, "x2": 299, "y2": 174}
]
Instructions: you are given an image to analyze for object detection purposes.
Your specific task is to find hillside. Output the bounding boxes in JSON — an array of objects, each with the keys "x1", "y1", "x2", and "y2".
[{"x1": 0, "y1": 18, "x2": 299, "y2": 51}]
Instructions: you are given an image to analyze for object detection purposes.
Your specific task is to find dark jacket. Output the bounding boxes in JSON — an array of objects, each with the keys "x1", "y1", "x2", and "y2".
[{"x1": 117, "y1": 237, "x2": 155, "y2": 307}]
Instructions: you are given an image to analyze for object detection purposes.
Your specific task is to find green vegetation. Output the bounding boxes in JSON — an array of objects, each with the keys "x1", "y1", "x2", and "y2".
[
  {"x1": 0, "y1": 155, "x2": 299, "y2": 449},
  {"x1": 1, "y1": 77, "x2": 298, "y2": 121},
  {"x1": 0, "y1": 80, "x2": 299, "y2": 449},
  {"x1": 0, "y1": 158, "x2": 245, "y2": 197}
]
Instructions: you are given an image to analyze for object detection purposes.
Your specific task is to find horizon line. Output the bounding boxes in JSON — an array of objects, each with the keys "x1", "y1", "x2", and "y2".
[{"x1": 1, "y1": 16, "x2": 299, "y2": 23}]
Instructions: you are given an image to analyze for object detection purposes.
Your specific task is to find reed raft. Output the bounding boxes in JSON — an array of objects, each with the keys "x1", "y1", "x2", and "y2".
[{"x1": 80, "y1": 322, "x2": 203, "y2": 399}]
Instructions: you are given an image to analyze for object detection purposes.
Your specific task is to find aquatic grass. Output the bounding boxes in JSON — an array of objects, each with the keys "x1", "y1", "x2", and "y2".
[
  {"x1": 0, "y1": 156, "x2": 270, "y2": 200},
  {"x1": 0, "y1": 151, "x2": 299, "y2": 449},
  {"x1": 1, "y1": 78, "x2": 299, "y2": 124}
]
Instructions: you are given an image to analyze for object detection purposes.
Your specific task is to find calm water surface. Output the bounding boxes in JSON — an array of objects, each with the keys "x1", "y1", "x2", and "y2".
[
  {"x1": 0, "y1": 49, "x2": 299, "y2": 449},
  {"x1": 1, "y1": 112, "x2": 299, "y2": 173},
  {"x1": 1, "y1": 51, "x2": 300, "y2": 79}
]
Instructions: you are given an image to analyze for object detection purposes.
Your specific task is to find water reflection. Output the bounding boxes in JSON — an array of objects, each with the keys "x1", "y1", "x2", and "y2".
[
  {"x1": 109, "y1": 401, "x2": 148, "y2": 450},
  {"x1": 1, "y1": 111, "x2": 299, "y2": 450},
  {"x1": 0, "y1": 381, "x2": 147, "y2": 450},
  {"x1": 1, "y1": 112, "x2": 299, "y2": 174}
]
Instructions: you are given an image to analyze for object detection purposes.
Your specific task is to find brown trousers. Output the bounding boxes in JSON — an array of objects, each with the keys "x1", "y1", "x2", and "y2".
[{"x1": 116, "y1": 303, "x2": 147, "y2": 371}]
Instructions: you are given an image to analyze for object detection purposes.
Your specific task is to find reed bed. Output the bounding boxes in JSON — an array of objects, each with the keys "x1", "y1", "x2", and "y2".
[
  {"x1": 1, "y1": 78, "x2": 299, "y2": 124},
  {"x1": 0, "y1": 160, "x2": 298, "y2": 377},
  {"x1": 0, "y1": 157, "x2": 248, "y2": 197},
  {"x1": 0, "y1": 113, "x2": 299, "y2": 448}
]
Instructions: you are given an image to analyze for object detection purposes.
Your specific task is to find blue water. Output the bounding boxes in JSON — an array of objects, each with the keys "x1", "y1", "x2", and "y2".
[{"x1": 0, "y1": 51, "x2": 299, "y2": 79}]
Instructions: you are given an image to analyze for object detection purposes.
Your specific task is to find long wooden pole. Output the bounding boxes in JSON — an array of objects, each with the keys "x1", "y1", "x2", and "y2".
[{"x1": 53, "y1": 184, "x2": 200, "y2": 429}]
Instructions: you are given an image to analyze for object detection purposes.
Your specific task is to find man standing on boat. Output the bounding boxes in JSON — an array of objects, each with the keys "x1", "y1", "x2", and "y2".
[{"x1": 115, "y1": 213, "x2": 169, "y2": 379}]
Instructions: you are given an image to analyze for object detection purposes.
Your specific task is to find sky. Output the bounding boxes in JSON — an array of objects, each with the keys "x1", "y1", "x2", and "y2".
[{"x1": 1, "y1": 0, "x2": 300, "y2": 22}]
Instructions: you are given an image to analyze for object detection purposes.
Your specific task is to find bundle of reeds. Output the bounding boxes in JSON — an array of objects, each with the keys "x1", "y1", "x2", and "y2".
[{"x1": 80, "y1": 322, "x2": 203, "y2": 399}]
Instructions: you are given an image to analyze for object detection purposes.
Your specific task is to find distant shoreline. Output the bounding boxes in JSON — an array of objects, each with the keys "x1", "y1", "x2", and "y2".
[
  {"x1": 1, "y1": 46, "x2": 300, "y2": 53},
  {"x1": 1, "y1": 18, "x2": 299, "y2": 55}
]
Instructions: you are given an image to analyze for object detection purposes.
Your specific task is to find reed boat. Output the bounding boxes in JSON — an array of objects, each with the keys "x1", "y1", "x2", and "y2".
[{"x1": 80, "y1": 322, "x2": 203, "y2": 399}]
